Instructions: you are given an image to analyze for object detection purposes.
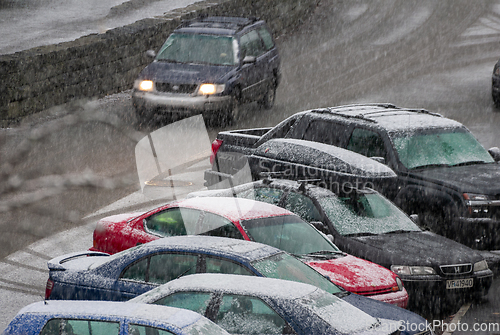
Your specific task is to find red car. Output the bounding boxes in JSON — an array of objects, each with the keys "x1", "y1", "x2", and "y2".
[{"x1": 91, "y1": 197, "x2": 408, "y2": 308}]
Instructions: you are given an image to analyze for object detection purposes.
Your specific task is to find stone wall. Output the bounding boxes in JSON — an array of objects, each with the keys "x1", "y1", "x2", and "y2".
[{"x1": 0, "y1": 0, "x2": 319, "y2": 122}]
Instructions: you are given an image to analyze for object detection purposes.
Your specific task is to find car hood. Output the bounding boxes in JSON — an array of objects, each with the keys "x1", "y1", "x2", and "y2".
[
  {"x1": 137, "y1": 61, "x2": 235, "y2": 84},
  {"x1": 351, "y1": 231, "x2": 484, "y2": 268},
  {"x1": 303, "y1": 254, "x2": 397, "y2": 294},
  {"x1": 410, "y1": 163, "x2": 500, "y2": 195},
  {"x1": 342, "y1": 293, "x2": 427, "y2": 335}
]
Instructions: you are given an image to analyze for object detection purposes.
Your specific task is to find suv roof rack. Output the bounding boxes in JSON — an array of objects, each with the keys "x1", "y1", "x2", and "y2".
[
  {"x1": 311, "y1": 103, "x2": 442, "y2": 123},
  {"x1": 180, "y1": 16, "x2": 258, "y2": 31}
]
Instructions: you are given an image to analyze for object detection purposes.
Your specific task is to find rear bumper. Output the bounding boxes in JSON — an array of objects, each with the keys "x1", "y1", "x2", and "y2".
[{"x1": 456, "y1": 216, "x2": 500, "y2": 249}]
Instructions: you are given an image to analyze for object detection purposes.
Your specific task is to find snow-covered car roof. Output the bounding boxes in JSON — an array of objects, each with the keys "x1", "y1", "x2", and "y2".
[
  {"x1": 168, "y1": 196, "x2": 296, "y2": 222},
  {"x1": 87, "y1": 235, "x2": 282, "y2": 270},
  {"x1": 307, "y1": 103, "x2": 463, "y2": 133},
  {"x1": 11, "y1": 300, "x2": 228, "y2": 334},
  {"x1": 131, "y1": 273, "x2": 320, "y2": 303}
]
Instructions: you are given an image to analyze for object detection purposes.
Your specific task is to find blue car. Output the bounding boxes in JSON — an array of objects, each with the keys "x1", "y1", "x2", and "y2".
[
  {"x1": 45, "y1": 236, "x2": 431, "y2": 335},
  {"x1": 2, "y1": 300, "x2": 230, "y2": 335},
  {"x1": 131, "y1": 273, "x2": 404, "y2": 335}
]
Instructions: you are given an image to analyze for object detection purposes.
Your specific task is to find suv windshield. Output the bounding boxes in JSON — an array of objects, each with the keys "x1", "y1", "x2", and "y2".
[
  {"x1": 318, "y1": 191, "x2": 420, "y2": 236},
  {"x1": 391, "y1": 128, "x2": 494, "y2": 170},
  {"x1": 240, "y1": 215, "x2": 340, "y2": 255},
  {"x1": 252, "y1": 252, "x2": 343, "y2": 295},
  {"x1": 156, "y1": 33, "x2": 237, "y2": 66}
]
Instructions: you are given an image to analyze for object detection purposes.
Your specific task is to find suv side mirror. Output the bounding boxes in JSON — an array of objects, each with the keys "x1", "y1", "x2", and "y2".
[
  {"x1": 242, "y1": 55, "x2": 256, "y2": 64},
  {"x1": 145, "y1": 50, "x2": 156, "y2": 59},
  {"x1": 488, "y1": 147, "x2": 500, "y2": 162}
]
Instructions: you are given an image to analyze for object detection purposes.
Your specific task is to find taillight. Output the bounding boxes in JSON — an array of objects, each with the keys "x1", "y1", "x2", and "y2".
[
  {"x1": 210, "y1": 139, "x2": 223, "y2": 165},
  {"x1": 45, "y1": 278, "x2": 54, "y2": 299}
]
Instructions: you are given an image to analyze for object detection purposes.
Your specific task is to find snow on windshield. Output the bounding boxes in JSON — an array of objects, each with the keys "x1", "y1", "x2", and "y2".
[
  {"x1": 318, "y1": 192, "x2": 420, "y2": 236},
  {"x1": 392, "y1": 128, "x2": 494, "y2": 170}
]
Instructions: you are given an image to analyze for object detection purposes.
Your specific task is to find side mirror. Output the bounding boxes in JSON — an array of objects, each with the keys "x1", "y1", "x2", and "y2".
[
  {"x1": 409, "y1": 214, "x2": 418, "y2": 223},
  {"x1": 488, "y1": 147, "x2": 500, "y2": 162},
  {"x1": 311, "y1": 221, "x2": 329, "y2": 234},
  {"x1": 242, "y1": 55, "x2": 256, "y2": 64},
  {"x1": 145, "y1": 50, "x2": 156, "y2": 59}
]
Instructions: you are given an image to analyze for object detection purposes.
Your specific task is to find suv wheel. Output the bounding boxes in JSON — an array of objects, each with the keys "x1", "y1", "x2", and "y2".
[
  {"x1": 259, "y1": 83, "x2": 276, "y2": 109},
  {"x1": 226, "y1": 91, "x2": 241, "y2": 124}
]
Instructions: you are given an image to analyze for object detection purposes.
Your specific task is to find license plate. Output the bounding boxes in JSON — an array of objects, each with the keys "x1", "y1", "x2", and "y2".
[{"x1": 446, "y1": 278, "x2": 473, "y2": 289}]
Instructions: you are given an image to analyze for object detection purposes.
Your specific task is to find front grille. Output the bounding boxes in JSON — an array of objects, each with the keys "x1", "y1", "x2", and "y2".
[
  {"x1": 440, "y1": 264, "x2": 472, "y2": 275},
  {"x1": 356, "y1": 287, "x2": 394, "y2": 296},
  {"x1": 156, "y1": 83, "x2": 198, "y2": 94}
]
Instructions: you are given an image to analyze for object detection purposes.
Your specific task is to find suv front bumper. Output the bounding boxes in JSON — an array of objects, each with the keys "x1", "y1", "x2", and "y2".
[{"x1": 133, "y1": 90, "x2": 232, "y2": 115}]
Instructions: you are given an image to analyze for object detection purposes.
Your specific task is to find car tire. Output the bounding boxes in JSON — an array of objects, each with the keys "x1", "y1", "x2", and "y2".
[
  {"x1": 134, "y1": 107, "x2": 150, "y2": 129},
  {"x1": 492, "y1": 91, "x2": 500, "y2": 108},
  {"x1": 258, "y1": 82, "x2": 276, "y2": 109},
  {"x1": 226, "y1": 91, "x2": 241, "y2": 125}
]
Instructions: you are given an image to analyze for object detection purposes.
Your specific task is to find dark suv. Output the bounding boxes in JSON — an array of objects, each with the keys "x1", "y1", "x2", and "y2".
[
  {"x1": 132, "y1": 16, "x2": 281, "y2": 125},
  {"x1": 283, "y1": 104, "x2": 500, "y2": 249}
]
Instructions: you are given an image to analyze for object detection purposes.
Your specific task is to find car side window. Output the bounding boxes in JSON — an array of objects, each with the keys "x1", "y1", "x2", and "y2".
[
  {"x1": 148, "y1": 253, "x2": 198, "y2": 284},
  {"x1": 257, "y1": 26, "x2": 274, "y2": 50},
  {"x1": 302, "y1": 120, "x2": 346, "y2": 147},
  {"x1": 205, "y1": 256, "x2": 255, "y2": 276},
  {"x1": 41, "y1": 319, "x2": 119, "y2": 335},
  {"x1": 216, "y1": 295, "x2": 291, "y2": 335},
  {"x1": 240, "y1": 30, "x2": 265, "y2": 58},
  {"x1": 121, "y1": 257, "x2": 149, "y2": 282},
  {"x1": 284, "y1": 193, "x2": 322, "y2": 222},
  {"x1": 120, "y1": 253, "x2": 198, "y2": 284},
  {"x1": 153, "y1": 291, "x2": 213, "y2": 316},
  {"x1": 129, "y1": 324, "x2": 175, "y2": 335},
  {"x1": 347, "y1": 128, "x2": 387, "y2": 159},
  {"x1": 144, "y1": 208, "x2": 201, "y2": 236},
  {"x1": 198, "y1": 212, "x2": 244, "y2": 239}
]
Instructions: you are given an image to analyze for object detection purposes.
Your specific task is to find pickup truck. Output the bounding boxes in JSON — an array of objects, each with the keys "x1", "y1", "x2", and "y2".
[{"x1": 205, "y1": 103, "x2": 500, "y2": 250}]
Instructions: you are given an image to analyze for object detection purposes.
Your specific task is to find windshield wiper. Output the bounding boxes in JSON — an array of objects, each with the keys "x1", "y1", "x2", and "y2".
[
  {"x1": 294, "y1": 250, "x2": 345, "y2": 260},
  {"x1": 383, "y1": 229, "x2": 412, "y2": 235},
  {"x1": 345, "y1": 232, "x2": 377, "y2": 237},
  {"x1": 449, "y1": 160, "x2": 489, "y2": 167},
  {"x1": 410, "y1": 163, "x2": 449, "y2": 170}
]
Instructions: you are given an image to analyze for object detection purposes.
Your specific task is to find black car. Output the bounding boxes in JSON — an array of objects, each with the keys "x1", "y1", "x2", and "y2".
[
  {"x1": 188, "y1": 179, "x2": 494, "y2": 311},
  {"x1": 132, "y1": 16, "x2": 281, "y2": 125}
]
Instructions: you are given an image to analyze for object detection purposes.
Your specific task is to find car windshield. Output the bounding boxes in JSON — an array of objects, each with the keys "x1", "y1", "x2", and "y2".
[
  {"x1": 156, "y1": 33, "x2": 238, "y2": 66},
  {"x1": 391, "y1": 127, "x2": 494, "y2": 170},
  {"x1": 318, "y1": 191, "x2": 420, "y2": 236},
  {"x1": 240, "y1": 215, "x2": 340, "y2": 255},
  {"x1": 252, "y1": 252, "x2": 344, "y2": 295}
]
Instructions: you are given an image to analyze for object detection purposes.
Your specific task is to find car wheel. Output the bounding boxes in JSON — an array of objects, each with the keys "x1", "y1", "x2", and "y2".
[
  {"x1": 492, "y1": 91, "x2": 500, "y2": 108},
  {"x1": 134, "y1": 107, "x2": 150, "y2": 129},
  {"x1": 226, "y1": 92, "x2": 241, "y2": 125},
  {"x1": 258, "y1": 83, "x2": 276, "y2": 109}
]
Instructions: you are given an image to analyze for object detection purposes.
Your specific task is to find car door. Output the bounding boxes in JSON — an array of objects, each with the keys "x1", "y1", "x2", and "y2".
[
  {"x1": 238, "y1": 29, "x2": 267, "y2": 102},
  {"x1": 115, "y1": 253, "x2": 200, "y2": 299}
]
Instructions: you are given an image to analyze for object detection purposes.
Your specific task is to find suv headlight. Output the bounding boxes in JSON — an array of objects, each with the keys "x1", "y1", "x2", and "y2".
[
  {"x1": 136, "y1": 80, "x2": 154, "y2": 91},
  {"x1": 198, "y1": 84, "x2": 225, "y2": 95},
  {"x1": 474, "y1": 260, "x2": 489, "y2": 272},
  {"x1": 391, "y1": 265, "x2": 436, "y2": 276}
]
